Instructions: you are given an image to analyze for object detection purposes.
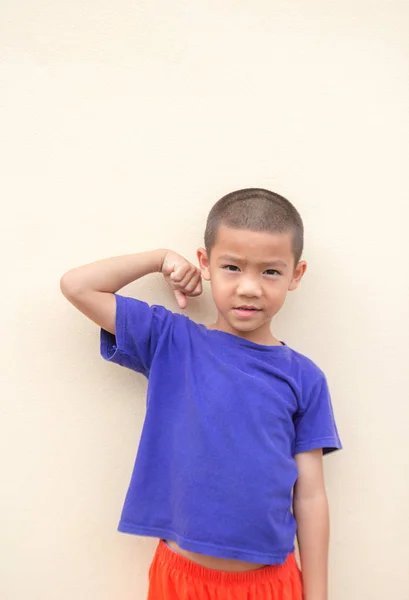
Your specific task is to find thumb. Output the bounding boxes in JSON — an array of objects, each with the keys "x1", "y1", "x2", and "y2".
[{"x1": 174, "y1": 289, "x2": 187, "y2": 309}]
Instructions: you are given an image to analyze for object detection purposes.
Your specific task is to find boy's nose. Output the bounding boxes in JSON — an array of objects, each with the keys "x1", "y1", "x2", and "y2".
[{"x1": 236, "y1": 277, "x2": 262, "y2": 298}]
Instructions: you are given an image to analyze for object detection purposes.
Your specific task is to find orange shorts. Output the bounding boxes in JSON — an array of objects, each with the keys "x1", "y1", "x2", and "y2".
[{"x1": 147, "y1": 540, "x2": 303, "y2": 599}]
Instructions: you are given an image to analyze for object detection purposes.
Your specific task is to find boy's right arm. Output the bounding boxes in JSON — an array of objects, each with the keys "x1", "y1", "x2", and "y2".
[{"x1": 60, "y1": 249, "x2": 202, "y2": 335}]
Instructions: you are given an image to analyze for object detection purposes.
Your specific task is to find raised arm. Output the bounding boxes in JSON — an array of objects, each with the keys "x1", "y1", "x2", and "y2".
[{"x1": 60, "y1": 250, "x2": 202, "y2": 334}]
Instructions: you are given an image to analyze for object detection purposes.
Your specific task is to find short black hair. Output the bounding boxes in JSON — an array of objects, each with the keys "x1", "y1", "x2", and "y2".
[{"x1": 204, "y1": 188, "x2": 304, "y2": 264}]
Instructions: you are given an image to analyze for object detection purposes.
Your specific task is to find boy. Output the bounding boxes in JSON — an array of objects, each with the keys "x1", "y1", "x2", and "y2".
[{"x1": 61, "y1": 188, "x2": 342, "y2": 600}]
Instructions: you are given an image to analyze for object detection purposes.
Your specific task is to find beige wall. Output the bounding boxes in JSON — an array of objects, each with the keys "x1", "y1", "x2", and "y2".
[{"x1": 2, "y1": 1, "x2": 409, "y2": 599}]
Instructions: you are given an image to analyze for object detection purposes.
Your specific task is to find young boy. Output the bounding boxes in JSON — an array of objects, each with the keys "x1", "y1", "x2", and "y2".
[{"x1": 61, "y1": 188, "x2": 342, "y2": 600}]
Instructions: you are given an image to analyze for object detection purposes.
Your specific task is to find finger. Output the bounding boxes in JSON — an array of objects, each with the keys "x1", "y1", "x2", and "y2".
[
  {"x1": 174, "y1": 289, "x2": 187, "y2": 309},
  {"x1": 170, "y1": 263, "x2": 191, "y2": 283},
  {"x1": 175, "y1": 268, "x2": 199, "y2": 291},
  {"x1": 183, "y1": 273, "x2": 202, "y2": 295},
  {"x1": 190, "y1": 278, "x2": 203, "y2": 297}
]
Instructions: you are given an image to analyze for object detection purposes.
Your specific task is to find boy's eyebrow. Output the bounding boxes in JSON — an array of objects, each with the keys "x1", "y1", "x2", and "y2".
[{"x1": 218, "y1": 254, "x2": 288, "y2": 268}]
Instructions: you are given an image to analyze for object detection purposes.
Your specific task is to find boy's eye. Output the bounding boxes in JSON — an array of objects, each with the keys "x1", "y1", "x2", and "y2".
[
  {"x1": 265, "y1": 269, "x2": 280, "y2": 276},
  {"x1": 223, "y1": 265, "x2": 240, "y2": 272}
]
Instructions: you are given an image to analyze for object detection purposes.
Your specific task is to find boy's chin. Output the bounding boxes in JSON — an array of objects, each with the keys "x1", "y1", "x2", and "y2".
[{"x1": 227, "y1": 318, "x2": 270, "y2": 335}]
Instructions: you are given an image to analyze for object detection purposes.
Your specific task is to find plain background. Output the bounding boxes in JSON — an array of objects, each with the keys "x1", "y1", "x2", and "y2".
[{"x1": 1, "y1": 1, "x2": 409, "y2": 599}]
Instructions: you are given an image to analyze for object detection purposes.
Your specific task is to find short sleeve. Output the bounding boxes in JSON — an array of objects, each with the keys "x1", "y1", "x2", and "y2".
[
  {"x1": 293, "y1": 374, "x2": 342, "y2": 456},
  {"x1": 100, "y1": 294, "x2": 173, "y2": 377}
]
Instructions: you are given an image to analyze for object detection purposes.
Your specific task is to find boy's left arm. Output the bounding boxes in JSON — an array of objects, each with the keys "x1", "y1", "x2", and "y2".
[{"x1": 293, "y1": 449, "x2": 329, "y2": 600}]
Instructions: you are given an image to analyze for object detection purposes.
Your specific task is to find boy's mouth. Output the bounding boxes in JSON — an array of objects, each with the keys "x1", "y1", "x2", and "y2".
[
  {"x1": 234, "y1": 305, "x2": 260, "y2": 311},
  {"x1": 233, "y1": 305, "x2": 261, "y2": 317}
]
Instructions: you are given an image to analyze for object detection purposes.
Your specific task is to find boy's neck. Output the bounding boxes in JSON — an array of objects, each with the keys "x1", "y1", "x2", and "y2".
[{"x1": 207, "y1": 319, "x2": 282, "y2": 347}]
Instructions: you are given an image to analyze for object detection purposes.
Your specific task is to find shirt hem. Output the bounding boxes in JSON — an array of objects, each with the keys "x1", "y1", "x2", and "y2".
[
  {"x1": 294, "y1": 436, "x2": 342, "y2": 455},
  {"x1": 117, "y1": 522, "x2": 292, "y2": 565}
]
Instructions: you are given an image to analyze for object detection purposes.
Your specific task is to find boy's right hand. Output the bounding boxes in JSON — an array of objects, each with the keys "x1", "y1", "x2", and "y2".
[{"x1": 161, "y1": 251, "x2": 203, "y2": 309}]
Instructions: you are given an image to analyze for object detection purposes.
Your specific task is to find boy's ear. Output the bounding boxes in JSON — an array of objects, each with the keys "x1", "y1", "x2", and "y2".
[
  {"x1": 288, "y1": 260, "x2": 307, "y2": 291},
  {"x1": 197, "y1": 247, "x2": 211, "y2": 281}
]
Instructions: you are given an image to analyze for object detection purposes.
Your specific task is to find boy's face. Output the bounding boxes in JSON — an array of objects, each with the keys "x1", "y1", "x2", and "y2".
[{"x1": 197, "y1": 226, "x2": 306, "y2": 345}]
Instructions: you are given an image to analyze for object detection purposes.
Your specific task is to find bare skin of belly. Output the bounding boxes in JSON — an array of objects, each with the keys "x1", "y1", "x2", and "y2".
[{"x1": 165, "y1": 540, "x2": 266, "y2": 572}]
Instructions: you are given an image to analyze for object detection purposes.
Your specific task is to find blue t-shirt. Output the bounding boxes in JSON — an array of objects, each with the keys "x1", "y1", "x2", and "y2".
[{"x1": 100, "y1": 294, "x2": 342, "y2": 565}]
